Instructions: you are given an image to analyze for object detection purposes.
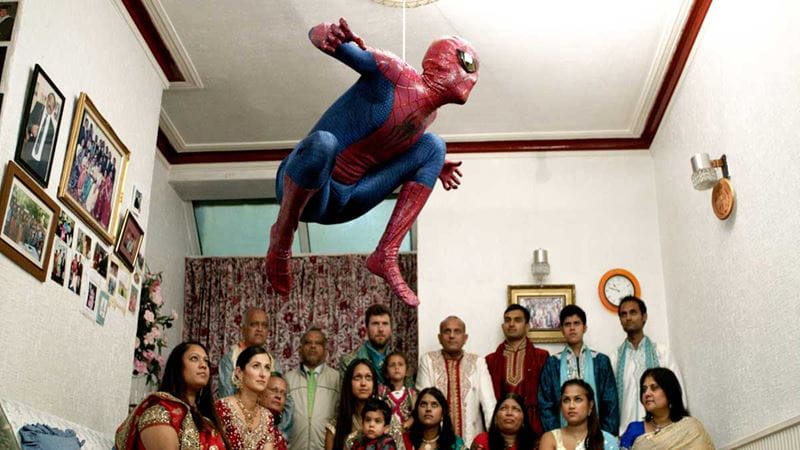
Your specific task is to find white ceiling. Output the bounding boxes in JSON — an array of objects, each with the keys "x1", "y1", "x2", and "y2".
[{"x1": 154, "y1": 0, "x2": 694, "y2": 153}]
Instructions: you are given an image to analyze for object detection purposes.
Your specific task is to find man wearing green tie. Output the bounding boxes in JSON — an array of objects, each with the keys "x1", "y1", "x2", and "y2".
[{"x1": 285, "y1": 327, "x2": 341, "y2": 450}]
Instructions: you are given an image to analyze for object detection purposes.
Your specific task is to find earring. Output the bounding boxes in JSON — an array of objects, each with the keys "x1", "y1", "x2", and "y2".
[{"x1": 233, "y1": 375, "x2": 242, "y2": 389}]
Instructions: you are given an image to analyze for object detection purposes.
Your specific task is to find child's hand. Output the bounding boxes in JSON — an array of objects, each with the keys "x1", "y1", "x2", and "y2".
[{"x1": 403, "y1": 418, "x2": 413, "y2": 430}]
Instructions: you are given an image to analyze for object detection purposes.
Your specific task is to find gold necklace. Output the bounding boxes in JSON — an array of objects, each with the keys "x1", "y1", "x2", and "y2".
[
  {"x1": 652, "y1": 418, "x2": 672, "y2": 434},
  {"x1": 235, "y1": 394, "x2": 256, "y2": 424}
]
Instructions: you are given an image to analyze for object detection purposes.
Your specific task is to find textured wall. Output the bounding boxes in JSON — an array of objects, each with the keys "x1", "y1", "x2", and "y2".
[
  {"x1": 142, "y1": 156, "x2": 197, "y2": 367},
  {"x1": 417, "y1": 151, "x2": 670, "y2": 359},
  {"x1": 650, "y1": 1, "x2": 800, "y2": 446},
  {"x1": 0, "y1": 0, "x2": 163, "y2": 433}
]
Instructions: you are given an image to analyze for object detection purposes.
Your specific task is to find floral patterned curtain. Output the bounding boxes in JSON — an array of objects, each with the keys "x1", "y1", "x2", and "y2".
[{"x1": 183, "y1": 254, "x2": 417, "y2": 381}]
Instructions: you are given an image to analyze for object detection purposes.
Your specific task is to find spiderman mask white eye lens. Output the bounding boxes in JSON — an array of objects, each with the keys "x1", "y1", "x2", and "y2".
[{"x1": 457, "y1": 50, "x2": 477, "y2": 73}]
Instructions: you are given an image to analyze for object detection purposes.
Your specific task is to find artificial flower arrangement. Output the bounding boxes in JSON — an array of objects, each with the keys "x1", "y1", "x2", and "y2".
[{"x1": 132, "y1": 271, "x2": 178, "y2": 386}]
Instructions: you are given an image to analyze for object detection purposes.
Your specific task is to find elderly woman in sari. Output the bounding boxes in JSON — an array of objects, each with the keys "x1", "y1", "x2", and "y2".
[{"x1": 619, "y1": 368, "x2": 713, "y2": 449}]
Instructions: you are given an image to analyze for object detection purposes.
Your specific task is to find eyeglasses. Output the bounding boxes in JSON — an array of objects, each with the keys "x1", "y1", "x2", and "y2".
[{"x1": 267, "y1": 387, "x2": 287, "y2": 398}]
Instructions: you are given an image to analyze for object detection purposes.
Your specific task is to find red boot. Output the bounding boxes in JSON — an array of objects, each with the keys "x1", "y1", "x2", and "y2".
[
  {"x1": 266, "y1": 176, "x2": 318, "y2": 295},
  {"x1": 366, "y1": 181, "x2": 432, "y2": 307}
]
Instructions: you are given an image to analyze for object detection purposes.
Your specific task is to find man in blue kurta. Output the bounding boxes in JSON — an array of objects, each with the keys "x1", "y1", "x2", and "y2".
[{"x1": 538, "y1": 305, "x2": 620, "y2": 435}]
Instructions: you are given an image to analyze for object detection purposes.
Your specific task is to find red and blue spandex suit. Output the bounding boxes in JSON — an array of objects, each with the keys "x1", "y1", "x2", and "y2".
[{"x1": 267, "y1": 18, "x2": 479, "y2": 306}]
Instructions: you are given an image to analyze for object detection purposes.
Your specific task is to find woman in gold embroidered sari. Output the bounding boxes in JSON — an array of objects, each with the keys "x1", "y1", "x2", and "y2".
[
  {"x1": 115, "y1": 341, "x2": 227, "y2": 449},
  {"x1": 620, "y1": 368, "x2": 714, "y2": 450},
  {"x1": 215, "y1": 345, "x2": 277, "y2": 450}
]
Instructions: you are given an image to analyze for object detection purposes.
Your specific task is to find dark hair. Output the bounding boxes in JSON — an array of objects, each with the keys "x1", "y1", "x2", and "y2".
[
  {"x1": 408, "y1": 387, "x2": 458, "y2": 450},
  {"x1": 618, "y1": 296, "x2": 647, "y2": 316},
  {"x1": 381, "y1": 351, "x2": 410, "y2": 389},
  {"x1": 487, "y1": 393, "x2": 537, "y2": 450},
  {"x1": 235, "y1": 345, "x2": 269, "y2": 371},
  {"x1": 505, "y1": 304, "x2": 531, "y2": 323},
  {"x1": 362, "y1": 398, "x2": 392, "y2": 425},
  {"x1": 559, "y1": 304, "x2": 587, "y2": 326},
  {"x1": 640, "y1": 367, "x2": 689, "y2": 422},
  {"x1": 159, "y1": 341, "x2": 224, "y2": 436},
  {"x1": 365, "y1": 303, "x2": 392, "y2": 327},
  {"x1": 333, "y1": 359, "x2": 378, "y2": 450},
  {"x1": 561, "y1": 379, "x2": 604, "y2": 450}
]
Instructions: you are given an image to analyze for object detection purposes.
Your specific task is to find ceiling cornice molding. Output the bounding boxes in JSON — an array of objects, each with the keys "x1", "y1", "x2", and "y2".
[
  {"x1": 640, "y1": 0, "x2": 713, "y2": 146},
  {"x1": 141, "y1": 0, "x2": 204, "y2": 89},
  {"x1": 120, "y1": 0, "x2": 186, "y2": 83},
  {"x1": 110, "y1": 0, "x2": 168, "y2": 88},
  {"x1": 628, "y1": 0, "x2": 696, "y2": 136},
  {"x1": 150, "y1": 0, "x2": 713, "y2": 165}
]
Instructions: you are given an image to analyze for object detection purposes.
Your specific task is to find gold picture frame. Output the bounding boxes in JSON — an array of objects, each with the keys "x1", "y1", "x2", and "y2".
[
  {"x1": 58, "y1": 93, "x2": 129, "y2": 244},
  {"x1": 508, "y1": 284, "x2": 575, "y2": 343},
  {"x1": 0, "y1": 162, "x2": 60, "y2": 281}
]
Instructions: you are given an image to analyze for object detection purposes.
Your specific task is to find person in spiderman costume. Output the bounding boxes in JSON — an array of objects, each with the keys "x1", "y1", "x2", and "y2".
[{"x1": 267, "y1": 18, "x2": 479, "y2": 307}]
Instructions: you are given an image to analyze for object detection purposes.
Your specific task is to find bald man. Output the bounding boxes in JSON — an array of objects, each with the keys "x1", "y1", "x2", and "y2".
[{"x1": 416, "y1": 316, "x2": 496, "y2": 445}]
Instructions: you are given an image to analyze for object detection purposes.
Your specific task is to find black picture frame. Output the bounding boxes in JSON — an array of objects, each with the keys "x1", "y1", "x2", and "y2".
[{"x1": 14, "y1": 64, "x2": 66, "y2": 187}]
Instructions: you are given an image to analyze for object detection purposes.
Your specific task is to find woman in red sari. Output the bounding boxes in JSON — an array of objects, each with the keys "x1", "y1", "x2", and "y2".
[
  {"x1": 115, "y1": 341, "x2": 227, "y2": 449},
  {"x1": 215, "y1": 346, "x2": 279, "y2": 450}
]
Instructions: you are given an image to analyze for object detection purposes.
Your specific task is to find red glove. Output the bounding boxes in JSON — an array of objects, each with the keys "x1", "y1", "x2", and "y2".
[
  {"x1": 438, "y1": 160, "x2": 463, "y2": 190},
  {"x1": 309, "y1": 18, "x2": 367, "y2": 54}
]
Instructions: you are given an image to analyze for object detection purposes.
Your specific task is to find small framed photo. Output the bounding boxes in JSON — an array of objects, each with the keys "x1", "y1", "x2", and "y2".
[
  {"x1": 0, "y1": 2, "x2": 18, "y2": 43},
  {"x1": 67, "y1": 252, "x2": 84, "y2": 295},
  {"x1": 55, "y1": 211, "x2": 75, "y2": 247},
  {"x1": 50, "y1": 240, "x2": 69, "y2": 285},
  {"x1": 115, "y1": 211, "x2": 144, "y2": 271},
  {"x1": 0, "y1": 162, "x2": 60, "y2": 281},
  {"x1": 82, "y1": 277, "x2": 99, "y2": 320},
  {"x1": 128, "y1": 284, "x2": 140, "y2": 313},
  {"x1": 92, "y1": 242, "x2": 109, "y2": 278},
  {"x1": 508, "y1": 284, "x2": 576, "y2": 343},
  {"x1": 76, "y1": 227, "x2": 92, "y2": 257},
  {"x1": 58, "y1": 93, "x2": 129, "y2": 244},
  {"x1": 14, "y1": 64, "x2": 66, "y2": 187},
  {"x1": 96, "y1": 290, "x2": 110, "y2": 325},
  {"x1": 131, "y1": 184, "x2": 144, "y2": 216}
]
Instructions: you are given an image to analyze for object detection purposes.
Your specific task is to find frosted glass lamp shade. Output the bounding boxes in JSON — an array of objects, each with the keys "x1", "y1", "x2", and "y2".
[
  {"x1": 532, "y1": 248, "x2": 550, "y2": 277},
  {"x1": 690, "y1": 153, "x2": 719, "y2": 190}
]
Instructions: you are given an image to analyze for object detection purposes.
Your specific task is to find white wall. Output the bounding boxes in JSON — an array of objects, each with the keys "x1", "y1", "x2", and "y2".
[
  {"x1": 417, "y1": 151, "x2": 669, "y2": 358},
  {"x1": 649, "y1": 2, "x2": 800, "y2": 446},
  {"x1": 143, "y1": 154, "x2": 197, "y2": 367},
  {"x1": 0, "y1": 0, "x2": 164, "y2": 433}
]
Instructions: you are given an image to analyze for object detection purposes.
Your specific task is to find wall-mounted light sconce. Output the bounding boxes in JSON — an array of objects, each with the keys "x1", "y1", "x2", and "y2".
[
  {"x1": 532, "y1": 248, "x2": 550, "y2": 284},
  {"x1": 690, "y1": 153, "x2": 735, "y2": 220}
]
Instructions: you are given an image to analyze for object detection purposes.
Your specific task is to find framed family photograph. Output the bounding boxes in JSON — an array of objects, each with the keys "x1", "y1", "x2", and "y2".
[
  {"x1": 115, "y1": 211, "x2": 144, "y2": 271},
  {"x1": 508, "y1": 284, "x2": 576, "y2": 343},
  {"x1": 14, "y1": 64, "x2": 66, "y2": 187},
  {"x1": 58, "y1": 93, "x2": 129, "y2": 244},
  {"x1": 0, "y1": 162, "x2": 60, "y2": 281},
  {"x1": 0, "y1": 2, "x2": 17, "y2": 42}
]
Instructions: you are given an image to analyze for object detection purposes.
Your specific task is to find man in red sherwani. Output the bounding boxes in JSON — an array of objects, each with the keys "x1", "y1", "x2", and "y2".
[{"x1": 485, "y1": 304, "x2": 550, "y2": 436}]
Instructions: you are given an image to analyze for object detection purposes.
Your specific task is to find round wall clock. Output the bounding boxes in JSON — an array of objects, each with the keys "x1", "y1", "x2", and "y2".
[{"x1": 598, "y1": 268, "x2": 641, "y2": 313}]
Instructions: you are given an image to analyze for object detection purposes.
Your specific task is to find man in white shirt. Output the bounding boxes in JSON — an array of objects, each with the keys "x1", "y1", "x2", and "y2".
[
  {"x1": 611, "y1": 296, "x2": 685, "y2": 435},
  {"x1": 416, "y1": 315, "x2": 496, "y2": 445}
]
